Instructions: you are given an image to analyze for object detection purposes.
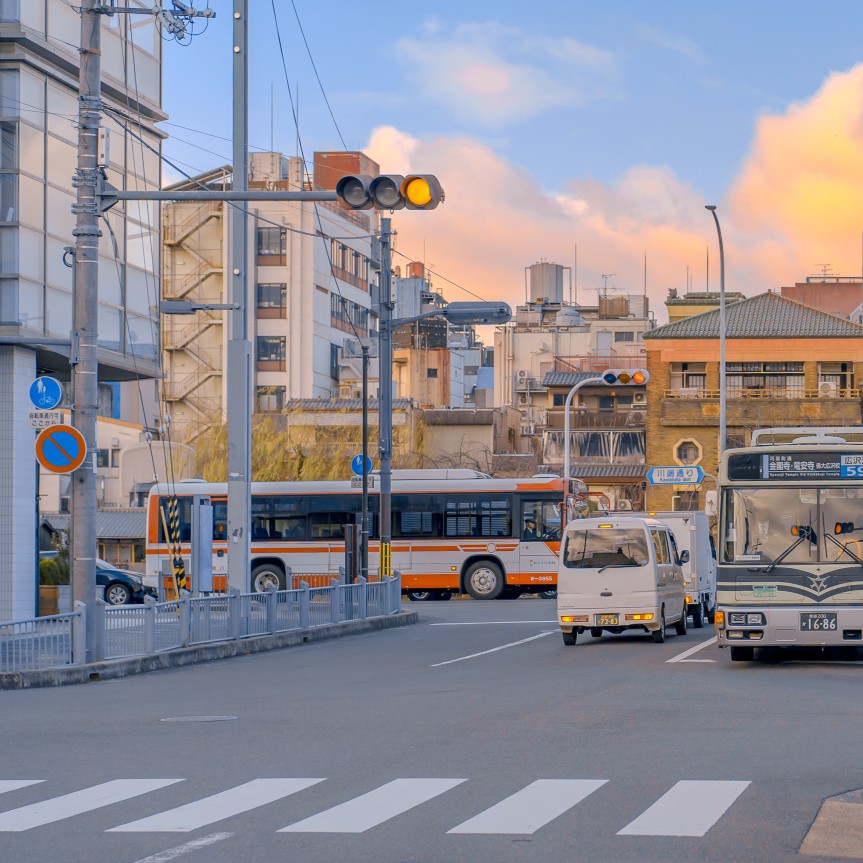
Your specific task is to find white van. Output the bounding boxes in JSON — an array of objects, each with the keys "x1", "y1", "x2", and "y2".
[{"x1": 557, "y1": 516, "x2": 688, "y2": 646}]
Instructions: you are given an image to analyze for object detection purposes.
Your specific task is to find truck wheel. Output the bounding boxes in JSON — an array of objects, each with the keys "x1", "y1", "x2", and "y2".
[
  {"x1": 562, "y1": 630, "x2": 577, "y2": 646},
  {"x1": 706, "y1": 604, "x2": 716, "y2": 624},
  {"x1": 651, "y1": 607, "x2": 666, "y2": 643},
  {"x1": 730, "y1": 645, "x2": 755, "y2": 662},
  {"x1": 464, "y1": 561, "x2": 505, "y2": 600},
  {"x1": 691, "y1": 602, "x2": 704, "y2": 628}
]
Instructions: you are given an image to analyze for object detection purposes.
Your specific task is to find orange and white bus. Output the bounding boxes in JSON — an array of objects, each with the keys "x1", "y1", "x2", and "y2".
[{"x1": 146, "y1": 470, "x2": 588, "y2": 600}]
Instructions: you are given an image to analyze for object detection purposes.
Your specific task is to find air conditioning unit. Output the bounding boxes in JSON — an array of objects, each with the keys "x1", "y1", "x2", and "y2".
[
  {"x1": 819, "y1": 381, "x2": 838, "y2": 397},
  {"x1": 516, "y1": 369, "x2": 529, "y2": 381},
  {"x1": 633, "y1": 392, "x2": 646, "y2": 403},
  {"x1": 518, "y1": 393, "x2": 528, "y2": 405},
  {"x1": 627, "y1": 409, "x2": 647, "y2": 425},
  {"x1": 520, "y1": 423, "x2": 535, "y2": 436}
]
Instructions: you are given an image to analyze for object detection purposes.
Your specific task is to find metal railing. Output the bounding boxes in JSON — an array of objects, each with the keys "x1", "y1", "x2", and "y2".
[
  {"x1": 1, "y1": 576, "x2": 402, "y2": 673},
  {"x1": 664, "y1": 388, "x2": 862, "y2": 400}
]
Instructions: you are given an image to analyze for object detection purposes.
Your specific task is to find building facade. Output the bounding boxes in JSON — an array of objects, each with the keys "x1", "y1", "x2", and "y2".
[{"x1": 643, "y1": 291, "x2": 863, "y2": 512}]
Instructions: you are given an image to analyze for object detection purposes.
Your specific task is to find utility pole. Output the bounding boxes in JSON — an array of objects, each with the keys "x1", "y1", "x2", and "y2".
[
  {"x1": 226, "y1": 0, "x2": 252, "y2": 590},
  {"x1": 360, "y1": 342, "x2": 370, "y2": 581},
  {"x1": 71, "y1": 0, "x2": 102, "y2": 660},
  {"x1": 377, "y1": 218, "x2": 394, "y2": 577}
]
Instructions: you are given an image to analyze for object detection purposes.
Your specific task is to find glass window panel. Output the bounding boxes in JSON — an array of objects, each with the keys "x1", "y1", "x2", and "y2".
[
  {"x1": 18, "y1": 277, "x2": 42, "y2": 330},
  {"x1": 45, "y1": 184, "x2": 75, "y2": 240},
  {"x1": 126, "y1": 219, "x2": 157, "y2": 271},
  {"x1": 0, "y1": 69, "x2": 19, "y2": 118},
  {"x1": 130, "y1": 18, "x2": 157, "y2": 56},
  {"x1": 18, "y1": 174, "x2": 43, "y2": 229},
  {"x1": 0, "y1": 174, "x2": 17, "y2": 222},
  {"x1": 98, "y1": 257, "x2": 122, "y2": 305},
  {"x1": 19, "y1": 69, "x2": 44, "y2": 128},
  {"x1": 99, "y1": 211, "x2": 125, "y2": 259},
  {"x1": 0, "y1": 225, "x2": 17, "y2": 272},
  {"x1": 45, "y1": 135, "x2": 77, "y2": 186},
  {"x1": 0, "y1": 277, "x2": 17, "y2": 323},
  {"x1": 46, "y1": 84, "x2": 77, "y2": 144},
  {"x1": 0, "y1": 121, "x2": 16, "y2": 169},
  {"x1": 98, "y1": 304, "x2": 122, "y2": 351},
  {"x1": 127, "y1": 312, "x2": 158, "y2": 359},
  {"x1": 18, "y1": 122, "x2": 43, "y2": 174},
  {"x1": 125, "y1": 265, "x2": 156, "y2": 315},
  {"x1": 45, "y1": 287, "x2": 72, "y2": 336},
  {"x1": 18, "y1": 226, "x2": 43, "y2": 280},
  {"x1": 100, "y1": 29, "x2": 124, "y2": 83},
  {"x1": 46, "y1": 236, "x2": 72, "y2": 289}
]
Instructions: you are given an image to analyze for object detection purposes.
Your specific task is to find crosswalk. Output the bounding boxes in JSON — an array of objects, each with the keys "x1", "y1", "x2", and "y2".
[{"x1": 0, "y1": 776, "x2": 751, "y2": 837}]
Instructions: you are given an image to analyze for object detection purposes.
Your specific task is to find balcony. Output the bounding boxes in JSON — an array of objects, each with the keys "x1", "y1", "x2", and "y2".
[
  {"x1": 546, "y1": 407, "x2": 646, "y2": 429},
  {"x1": 554, "y1": 354, "x2": 646, "y2": 374},
  {"x1": 664, "y1": 387, "x2": 861, "y2": 400}
]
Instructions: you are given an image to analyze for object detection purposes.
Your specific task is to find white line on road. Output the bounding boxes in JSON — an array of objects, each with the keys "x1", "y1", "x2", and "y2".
[
  {"x1": 108, "y1": 778, "x2": 324, "y2": 832},
  {"x1": 666, "y1": 635, "x2": 717, "y2": 663},
  {"x1": 448, "y1": 779, "x2": 608, "y2": 834},
  {"x1": 431, "y1": 631, "x2": 557, "y2": 666},
  {"x1": 279, "y1": 778, "x2": 465, "y2": 833},
  {"x1": 617, "y1": 780, "x2": 751, "y2": 836},
  {"x1": 429, "y1": 621, "x2": 557, "y2": 625},
  {"x1": 0, "y1": 780, "x2": 44, "y2": 795},
  {"x1": 0, "y1": 779, "x2": 183, "y2": 831},
  {"x1": 130, "y1": 832, "x2": 234, "y2": 863}
]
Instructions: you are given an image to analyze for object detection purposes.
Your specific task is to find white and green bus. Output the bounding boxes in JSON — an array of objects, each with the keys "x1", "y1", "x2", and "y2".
[{"x1": 717, "y1": 427, "x2": 863, "y2": 661}]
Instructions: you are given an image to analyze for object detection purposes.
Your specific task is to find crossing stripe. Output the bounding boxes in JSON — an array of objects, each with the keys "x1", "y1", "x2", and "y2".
[
  {"x1": 108, "y1": 779, "x2": 324, "y2": 832},
  {"x1": 0, "y1": 779, "x2": 183, "y2": 831},
  {"x1": 617, "y1": 780, "x2": 751, "y2": 837},
  {"x1": 448, "y1": 779, "x2": 608, "y2": 834},
  {"x1": 278, "y1": 778, "x2": 466, "y2": 833},
  {"x1": 0, "y1": 781, "x2": 44, "y2": 795}
]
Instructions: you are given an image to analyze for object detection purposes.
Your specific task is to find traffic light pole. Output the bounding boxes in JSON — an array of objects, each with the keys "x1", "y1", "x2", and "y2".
[
  {"x1": 378, "y1": 218, "x2": 394, "y2": 578},
  {"x1": 562, "y1": 377, "x2": 604, "y2": 481}
]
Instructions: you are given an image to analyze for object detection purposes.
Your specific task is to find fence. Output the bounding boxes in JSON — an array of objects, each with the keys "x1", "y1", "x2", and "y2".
[{"x1": 1, "y1": 575, "x2": 401, "y2": 673}]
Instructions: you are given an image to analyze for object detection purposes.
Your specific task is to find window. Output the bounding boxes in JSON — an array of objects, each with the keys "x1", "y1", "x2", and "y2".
[
  {"x1": 0, "y1": 121, "x2": 16, "y2": 170},
  {"x1": 330, "y1": 239, "x2": 369, "y2": 290},
  {"x1": 256, "y1": 283, "x2": 286, "y2": 317},
  {"x1": 256, "y1": 227, "x2": 286, "y2": 263},
  {"x1": 563, "y1": 528, "x2": 649, "y2": 568},
  {"x1": 257, "y1": 385, "x2": 285, "y2": 413},
  {"x1": 393, "y1": 495, "x2": 442, "y2": 537},
  {"x1": 427, "y1": 368, "x2": 438, "y2": 378},
  {"x1": 444, "y1": 496, "x2": 512, "y2": 538},
  {"x1": 111, "y1": 448, "x2": 120, "y2": 468},
  {"x1": 96, "y1": 450, "x2": 109, "y2": 468},
  {"x1": 521, "y1": 499, "x2": 562, "y2": 541},
  {"x1": 669, "y1": 362, "x2": 706, "y2": 395},
  {"x1": 614, "y1": 331, "x2": 635, "y2": 342},
  {"x1": 673, "y1": 491, "x2": 700, "y2": 512},
  {"x1": 726, "y1": 361, "x2": 804, "y2": 397},
  {"x1": 330, "y1": 293, "x2": 369, "y2": 334},
  {"x1": 675, "y1": 440, "x2": 701, "y2": 465},
  {"x1": 651, "y1": 529, "x2": 670, "y2": 564},
  {"x1": 552, "y1": 393, "x2": 566, "y2": 406},
  {"x1": 330, "y1": 343, "x2": 340, "y2": 380},
  {"x1": 256, "y1": 336, "x2": 286, "y2": 369}
]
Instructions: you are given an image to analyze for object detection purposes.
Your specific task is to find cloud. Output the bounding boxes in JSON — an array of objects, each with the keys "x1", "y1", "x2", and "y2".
[
  {"x1": 396, "y1": 22, "x2": 617, "y2": 128},
  {"x1": 634, "y1": 23, "x2": 704, "y2": 64},
  {"x1": 367, "y1": 64, "x2": 863, "y2": 321}
]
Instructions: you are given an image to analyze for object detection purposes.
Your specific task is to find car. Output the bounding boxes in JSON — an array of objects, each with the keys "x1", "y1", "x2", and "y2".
[{"x1": 40, "y1": 552, "x2": 156, "y2": 605}]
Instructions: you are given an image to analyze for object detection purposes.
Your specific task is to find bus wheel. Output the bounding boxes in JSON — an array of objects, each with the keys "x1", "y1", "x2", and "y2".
[
  {"x1": 437, "y1": 591, "x2": 453, "y2": 601},
  {"x1": 730, "y1": 645, "x2": 755, "y2": 662},
  {"x1": 464, "y1": 561, "x2": 505, "y2": 600},
  {"x1": 562, "y1": 630, "x2": 577, "y2": 646},
  {"x1": 252, "y1": 564, "x2": 284, "y2": 592},
  {"x1": 691, "y1": 602, "x2": 704, "y2": 628},
  {"x1": 407, "y1": 590, "x2": 433, "y2": 601}
]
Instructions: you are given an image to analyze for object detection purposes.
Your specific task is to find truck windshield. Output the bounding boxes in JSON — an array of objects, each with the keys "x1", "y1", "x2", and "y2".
[
  {"x1": 563, "y1": 528, "x2": 649, "y2": 569},
  {"x1": 722, "y1": 486, "x2": 863, "y2": 565}
]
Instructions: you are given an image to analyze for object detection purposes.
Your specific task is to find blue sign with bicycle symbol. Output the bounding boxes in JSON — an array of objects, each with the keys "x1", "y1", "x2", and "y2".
[{"x1": 29, "y1": 377, "x2": 64, "y2": 410}]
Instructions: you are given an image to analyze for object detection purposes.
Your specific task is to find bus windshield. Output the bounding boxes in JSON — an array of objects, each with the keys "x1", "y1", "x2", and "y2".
[
  {"x1": 722, "y1": 486, "x2": 863, "y2": 565},
  {"x1": 563, "y1": 528, "x2": 649, "y2": 569}
]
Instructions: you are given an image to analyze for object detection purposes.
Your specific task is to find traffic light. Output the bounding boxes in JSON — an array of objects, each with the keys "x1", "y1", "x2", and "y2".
[
  {"x1": 601, "y1": 368, "x2": 649, "y2": 385},
  {"x1": 335, "y1": 174, "x2": 444, "y2": 211},
  {"x1": 835, "y1": 522, "x2": 856, "y2": 535}
]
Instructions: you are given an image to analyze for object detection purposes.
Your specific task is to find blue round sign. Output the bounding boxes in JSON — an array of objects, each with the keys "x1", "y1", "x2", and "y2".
[
  {"x1": 351, "y1": 454, "x2": 373, "y2": 476},
  {"x1": 29, "y1": 376, "x2": 64, "y2": 410}
]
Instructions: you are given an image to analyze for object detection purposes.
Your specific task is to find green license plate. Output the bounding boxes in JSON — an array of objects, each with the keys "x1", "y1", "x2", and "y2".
[{"x1": 597, "y1": 613, "x2": 619, "y2": 626}]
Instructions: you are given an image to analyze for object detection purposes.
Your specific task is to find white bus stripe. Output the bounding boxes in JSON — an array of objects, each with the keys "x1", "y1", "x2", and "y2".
[
  {"x1": 109, "y1": 779, "x2": 324, "y2": 832},
  {"x1": 666, "y1": 636, "x2": 717, "y2": 663},
  {"x1": 617, "y1": 780, "x2": 750, "y2": 836},
  {"x1": 0, "y1": 779, "x2": 183, "y2": 831},
  {"x1": 448, "y1": 779, "x2": 607, "y2": 834},
  {"x1": 0, "y1": 781, "x2": 44, "y2": 795},
  {"x1": 278, "y1": 778, "x2": 465, "y2": 833},
  {"x1": 432, "y1": 631, "x2": 557, "y2": 667}
]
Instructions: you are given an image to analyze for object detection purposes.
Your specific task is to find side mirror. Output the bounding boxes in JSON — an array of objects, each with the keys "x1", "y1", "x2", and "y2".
[{"x1": 678, "y1": 549, "x2": 690, "y2": 564}]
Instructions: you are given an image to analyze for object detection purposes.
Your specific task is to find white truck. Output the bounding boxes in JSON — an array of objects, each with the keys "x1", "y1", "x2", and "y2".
[{"x1": 628, "y1": 511, "x2": 717, "y2": 627}]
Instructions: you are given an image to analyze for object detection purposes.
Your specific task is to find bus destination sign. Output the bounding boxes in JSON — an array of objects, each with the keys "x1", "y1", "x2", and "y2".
[{"x1": 728, "y1": 452, "x2": 863, "y2": 480}]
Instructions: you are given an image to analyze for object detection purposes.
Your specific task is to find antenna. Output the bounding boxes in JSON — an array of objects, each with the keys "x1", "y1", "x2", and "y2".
[{"x1": 600, "y1": 273, "x2": 615, "y2": 296}]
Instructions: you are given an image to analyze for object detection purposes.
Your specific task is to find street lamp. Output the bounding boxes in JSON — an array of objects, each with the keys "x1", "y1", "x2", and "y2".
[
  {"x1": 376, "y1": 223, "x2": 511, "y2": 577},
  {"x1": 705, "y1": 205, "x2": 726, "y2": 455}
]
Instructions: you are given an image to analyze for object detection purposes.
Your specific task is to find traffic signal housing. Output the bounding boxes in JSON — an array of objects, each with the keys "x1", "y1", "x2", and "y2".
[
  {"x1": 601, "y1": 368, "x2": 649, "y2": 386},
  {"x1": 335, "y1": 174, "x2": 444, "y2": 211}
]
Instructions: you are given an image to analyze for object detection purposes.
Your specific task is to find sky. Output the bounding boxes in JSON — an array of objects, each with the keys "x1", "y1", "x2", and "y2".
[{"x1": 161, "y1": 1, "x2": 863, "y2": 321}]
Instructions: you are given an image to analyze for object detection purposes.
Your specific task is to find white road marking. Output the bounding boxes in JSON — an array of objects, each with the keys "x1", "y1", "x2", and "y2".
[
  {"x1": 431, "y1": 631, "x2": 557, "y2": 666},
  {"x1": 278, "y1": 778, "x2": 465, "y2": 833},
  {"x1": 429, "y1": 621, "x2": 557, "y2": 625},
  {"x1": 0, "y1": 779, "x2": 183, "y2": 831},
  {"x1": 130, "y1": 832, "x2": 234, "y2": 863},
  {"x1": 617, "y1": 780, "x2": 751, "y2": 836},
  {"x1": 0, "y1": 780, "x2": 43, "y2": 795},
  {"x1": 666, "y1": 635, "x2": 717, "y2": 663},
  {"x1": 448, "y1": 779, "x2": 608, "y2": 834},
  {"x1": 108, "y1": 779, "x2": 324, "y2": 832}
]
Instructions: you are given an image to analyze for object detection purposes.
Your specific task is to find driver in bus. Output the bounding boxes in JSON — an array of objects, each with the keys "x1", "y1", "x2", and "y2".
[{"x1": 523, "y1": 516, "x2": 541, "y2": 541}]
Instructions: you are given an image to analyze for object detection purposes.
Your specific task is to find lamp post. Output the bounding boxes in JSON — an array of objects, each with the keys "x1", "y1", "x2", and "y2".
[
  {"x1": 705, "y1": 205, "x2": 726, "y2": 455},
  {"x1": 562, "y1": 377, "x2": 605, "y2": 480},
  {"x1": 376, "y1": 289, "x2": 512, "y2": 576}
]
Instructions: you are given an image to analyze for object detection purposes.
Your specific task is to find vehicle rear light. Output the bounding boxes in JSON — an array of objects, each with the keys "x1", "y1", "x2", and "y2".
[
  {"x1": 625, "y1": 613, "x2": 654, "y2": 621},
  {"x1": 685, "y1": 595, "x2": 693, "y2": 604},
  {"x1": 561, "y1": 615, "x2": 588, "y2": 623}
]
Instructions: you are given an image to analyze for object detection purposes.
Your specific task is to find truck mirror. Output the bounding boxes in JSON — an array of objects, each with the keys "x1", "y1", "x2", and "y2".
[{"x1": 678, "y1": 549, "x2": 690, "y2": 564}]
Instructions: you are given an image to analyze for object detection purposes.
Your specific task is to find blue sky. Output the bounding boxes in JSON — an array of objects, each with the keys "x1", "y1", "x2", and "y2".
[{"x1": 161, "y1": 1, "x2": 863, "y2": 313}]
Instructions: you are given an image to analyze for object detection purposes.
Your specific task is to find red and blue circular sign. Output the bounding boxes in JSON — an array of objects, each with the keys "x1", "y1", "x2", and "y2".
[{"x1": 35, "y1": 424, "x2": 88, "y2": 474}]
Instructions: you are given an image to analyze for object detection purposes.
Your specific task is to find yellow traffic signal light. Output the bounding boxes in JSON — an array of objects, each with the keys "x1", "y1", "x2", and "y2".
[
  {"x1": 335, "y1": 174, "x2": 444, "y2": 211},
  {"x1": 601, "y1": 368, "x2": 650, "y2": 386}
]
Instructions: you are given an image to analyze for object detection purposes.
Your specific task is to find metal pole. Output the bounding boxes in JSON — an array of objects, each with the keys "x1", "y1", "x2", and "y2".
[
  {"x1": 378, "y1": 217, "x2": 393, "y2": 577},
  {"x1": 706, "y1": 206, "x2": 726, "y2": 455},
  {"x1": 226, "y1": 0, "x2": 252, "y2": 591},
  {"x1": 563, "y1": 377, "x2": 605, "y2": 480},
  {"x1": 71, "y1": 0, "x2": 101, "y2": 661},
  {"x1": 360, "y1": 343, "x2": 369, "y2": 581}
]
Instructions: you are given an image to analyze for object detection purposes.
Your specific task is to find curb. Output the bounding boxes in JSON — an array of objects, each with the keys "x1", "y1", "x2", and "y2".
[{"x1": 0, "y1": 610, "x2": 418, "y2": 690}]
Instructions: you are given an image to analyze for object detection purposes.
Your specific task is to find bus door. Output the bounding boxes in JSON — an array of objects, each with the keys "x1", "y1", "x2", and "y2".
[{"x1": 519, "y1": 498, "x2": 562, "y2": 584}]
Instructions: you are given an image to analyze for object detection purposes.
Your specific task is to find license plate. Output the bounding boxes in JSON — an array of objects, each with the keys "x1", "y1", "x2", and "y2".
[
  {"x1": 597, "y1": 613, "x2": 619, "y2": 626},
  {"x1": 800, "y1": 612, "x2": 837, "y2": 631}
]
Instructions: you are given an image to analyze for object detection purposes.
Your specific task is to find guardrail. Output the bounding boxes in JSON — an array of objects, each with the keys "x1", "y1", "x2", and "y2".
[{"x1": 1, "y1": 576, "x2": 402, "y2": 672}]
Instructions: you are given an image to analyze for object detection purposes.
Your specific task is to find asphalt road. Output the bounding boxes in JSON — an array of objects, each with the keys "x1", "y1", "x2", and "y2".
[{"x1": 2, "y1": 596, "x2": 862, "y2": 863}]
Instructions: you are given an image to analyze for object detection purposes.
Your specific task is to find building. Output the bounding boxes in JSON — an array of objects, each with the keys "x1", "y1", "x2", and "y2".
[
  {"x1": 780, "y1": 275, "x2": 863, "y2": 322},
  {"x1": 161, "y1": 151, "x2": 380, "y2": 440},
  {"x1": 643, "y1": 291, "x2": 863, "y2": 511},
  {"x1": 665, "y1": 288, "x2": 747, "y2": 324},
  {"x1": 0, "y1": 5, "x2": 163, "y2": 620}
]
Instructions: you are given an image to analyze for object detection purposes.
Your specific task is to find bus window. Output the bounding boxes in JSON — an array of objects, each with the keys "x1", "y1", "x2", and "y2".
[
  {"x1": 445, "y1": 496, "x2": 512, "y2": 538},
  {"x1": 308, "y1": 494, "x2": 359, "y2": 540},
  {"x1": 521, "y1": 499, "x2": 562, "y2": 541},
  {"x1": 212, "y1": 499, "x2": 227, "y2": 541},
  {"x1": 393, "y1": 495, "x2": 442, "y2": 537},
  {"x1": 157, "y1": 496, "x2": 192, "y2": 543}
]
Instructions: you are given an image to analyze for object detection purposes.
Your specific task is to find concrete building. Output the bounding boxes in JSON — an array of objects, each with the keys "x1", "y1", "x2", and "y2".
[
  {"x1": 665, "y1": 288, "x2": 747, "y2": 324},
  {"x1": 0, "y1": 3, "x2": 163, "y2": 620},
  {"x1": 162, "y1": 151, "x2": 380, "y2": 440},
  {"x1": 643, "y1": 291, "x2": 863, "y2": 512},
  {"x1": 780, "y1": 275, "x2": 863, "y2": 322}
]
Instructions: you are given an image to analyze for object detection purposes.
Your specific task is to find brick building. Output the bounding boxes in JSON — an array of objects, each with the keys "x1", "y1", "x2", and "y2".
[{"x1": 643, "y1": 292, "x2": 863, "y2": 511}]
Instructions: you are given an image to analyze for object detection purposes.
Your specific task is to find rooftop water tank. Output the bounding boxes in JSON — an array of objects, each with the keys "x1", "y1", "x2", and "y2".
[
  {"x1": 529, "y1": 262, "x2": 564, "y2": 303},
  {"x1": 554, "y1": 307, "x2": 586, "y2": 328}
]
